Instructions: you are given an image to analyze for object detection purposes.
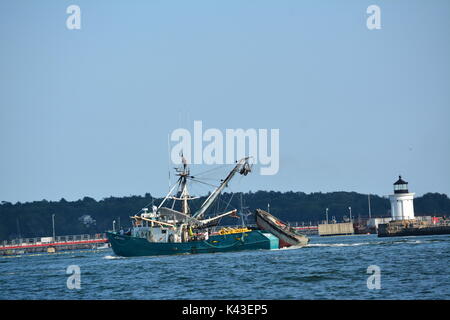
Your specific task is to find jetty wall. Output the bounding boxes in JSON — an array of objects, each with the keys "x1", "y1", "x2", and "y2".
[{"x1": 318, "y1": 222, "x2": 354, "y2": 236}]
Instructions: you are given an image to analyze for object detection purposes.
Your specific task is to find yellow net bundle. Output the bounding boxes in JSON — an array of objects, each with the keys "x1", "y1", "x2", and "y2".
[{"x1": 218, "y1": 227, "x2": 251, "y2": 235}]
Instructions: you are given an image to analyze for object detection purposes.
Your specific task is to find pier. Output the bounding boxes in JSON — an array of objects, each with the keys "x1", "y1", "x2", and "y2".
[
  {"x1": 292, "y1": 225, "x2": 319, "y2": 235},
  {"x1": 0, "y1": 233, "x2": 109, "y2": 255},
  {"x1": 378, "y1": 219, "x2": 450, "y2": 237}
]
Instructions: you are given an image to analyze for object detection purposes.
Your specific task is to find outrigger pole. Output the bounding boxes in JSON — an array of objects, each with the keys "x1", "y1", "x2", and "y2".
[
  {"x1": 137, "y1": 216, "x2": 176, "y2": 228},
  {"x1": 198, "y1": 209, "x2": 238, "y2": 226},
  {"x1": 157, "y1": 178, "x2": 181, "y2": 210},
  {"x1": 192, "y1": 157, "x2": 251, "y2": 219}
]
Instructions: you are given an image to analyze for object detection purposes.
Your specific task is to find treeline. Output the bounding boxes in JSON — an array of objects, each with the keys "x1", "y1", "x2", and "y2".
[{"x1": 1, "y1": 191, "x2": 449, "y2": 240}]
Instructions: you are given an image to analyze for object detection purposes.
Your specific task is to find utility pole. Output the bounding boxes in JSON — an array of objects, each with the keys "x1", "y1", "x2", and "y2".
[{"x1": 16, "y1": 218, "x2": 21, "y2": 239}]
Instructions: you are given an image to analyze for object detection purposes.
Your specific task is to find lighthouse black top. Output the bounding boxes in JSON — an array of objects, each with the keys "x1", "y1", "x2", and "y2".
[{"x1": 394, "y1": 175, "x2": 409, "y2": 194}]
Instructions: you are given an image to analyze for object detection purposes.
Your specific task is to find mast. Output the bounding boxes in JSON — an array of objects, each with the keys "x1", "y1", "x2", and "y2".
[
  {"x1": 192, "y1": 157, "x2": 250, "y2": 219},
  {"x1": 158, "y1": 152, "x2": 193, "y2": 214},
  {"x1": 177, "y1": 154, "x2": 190, "y2": 215}
]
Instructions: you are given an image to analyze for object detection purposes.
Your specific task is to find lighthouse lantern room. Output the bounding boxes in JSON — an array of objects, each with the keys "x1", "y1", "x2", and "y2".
[{"x1": 389, "y1": 176, "x2": 415, "y2": 221}]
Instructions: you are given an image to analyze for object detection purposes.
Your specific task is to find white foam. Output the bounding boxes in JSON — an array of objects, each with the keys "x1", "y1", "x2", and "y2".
[
  {"x1": 103, "y1": 255, "x2": 124, "y2": 260},
  {"x1": 274, "y1": 245, "x2": 305, "y2": 251},
  {"x1": 306, "y1": 242, "x2": 366, "y2": 248}
]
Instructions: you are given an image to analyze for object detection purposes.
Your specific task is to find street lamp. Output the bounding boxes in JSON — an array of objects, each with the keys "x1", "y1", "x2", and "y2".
[
  {"x1": 52, "y1": 214, "x2": 56, "y2": 241},
  {"x1": 348, "y1": 207, "x2": 352, "y2": 222},
  {"x1": 326, "y1": 208, "x2": 329, "y2": 224}
]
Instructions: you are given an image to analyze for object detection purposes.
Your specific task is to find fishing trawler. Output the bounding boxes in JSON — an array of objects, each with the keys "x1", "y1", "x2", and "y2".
[{"x1": 106, "y1": 156, "x2": 279, "y2": 257}]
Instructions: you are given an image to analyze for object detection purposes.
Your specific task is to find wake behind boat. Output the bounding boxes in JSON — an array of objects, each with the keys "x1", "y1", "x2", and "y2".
[{"x1": 107, "y1": 156, "x2": 279, "y2": 257}]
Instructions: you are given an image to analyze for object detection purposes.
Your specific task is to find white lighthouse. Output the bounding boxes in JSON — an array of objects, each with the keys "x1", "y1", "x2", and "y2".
[{"x1": 389, "y1": 176, "x2": 415, "y2": 221}]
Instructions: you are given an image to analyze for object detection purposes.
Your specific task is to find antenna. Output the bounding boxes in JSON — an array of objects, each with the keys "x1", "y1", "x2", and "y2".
[{"x1": 167, "y1": 133, "x2": 171, "y2": 190}]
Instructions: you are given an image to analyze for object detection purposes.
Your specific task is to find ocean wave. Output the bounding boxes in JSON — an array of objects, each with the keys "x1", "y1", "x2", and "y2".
[{"x1": 281, "y1": 274, "x2": 331, "y2": 282}]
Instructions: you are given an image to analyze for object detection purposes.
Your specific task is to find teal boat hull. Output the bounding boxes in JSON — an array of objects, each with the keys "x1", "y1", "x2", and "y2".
[{"x1": 106, "y1": 230, "x2": 278, "y2": 257}]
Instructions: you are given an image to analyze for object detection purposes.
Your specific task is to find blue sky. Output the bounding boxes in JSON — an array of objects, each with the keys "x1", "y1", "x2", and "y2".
[{"x1": 1, "y1": 0, "x2": 449, "y2": 203}]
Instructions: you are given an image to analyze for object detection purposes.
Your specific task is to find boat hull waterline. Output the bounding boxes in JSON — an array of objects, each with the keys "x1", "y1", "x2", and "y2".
[{"x1": 107, "y1": 230, "x2": 279, "y2": 257}]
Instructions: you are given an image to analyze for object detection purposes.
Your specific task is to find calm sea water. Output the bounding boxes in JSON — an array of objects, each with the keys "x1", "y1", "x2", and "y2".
[{"x1": 1, "y1": 234, "x2": 449, "y2": 300}]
